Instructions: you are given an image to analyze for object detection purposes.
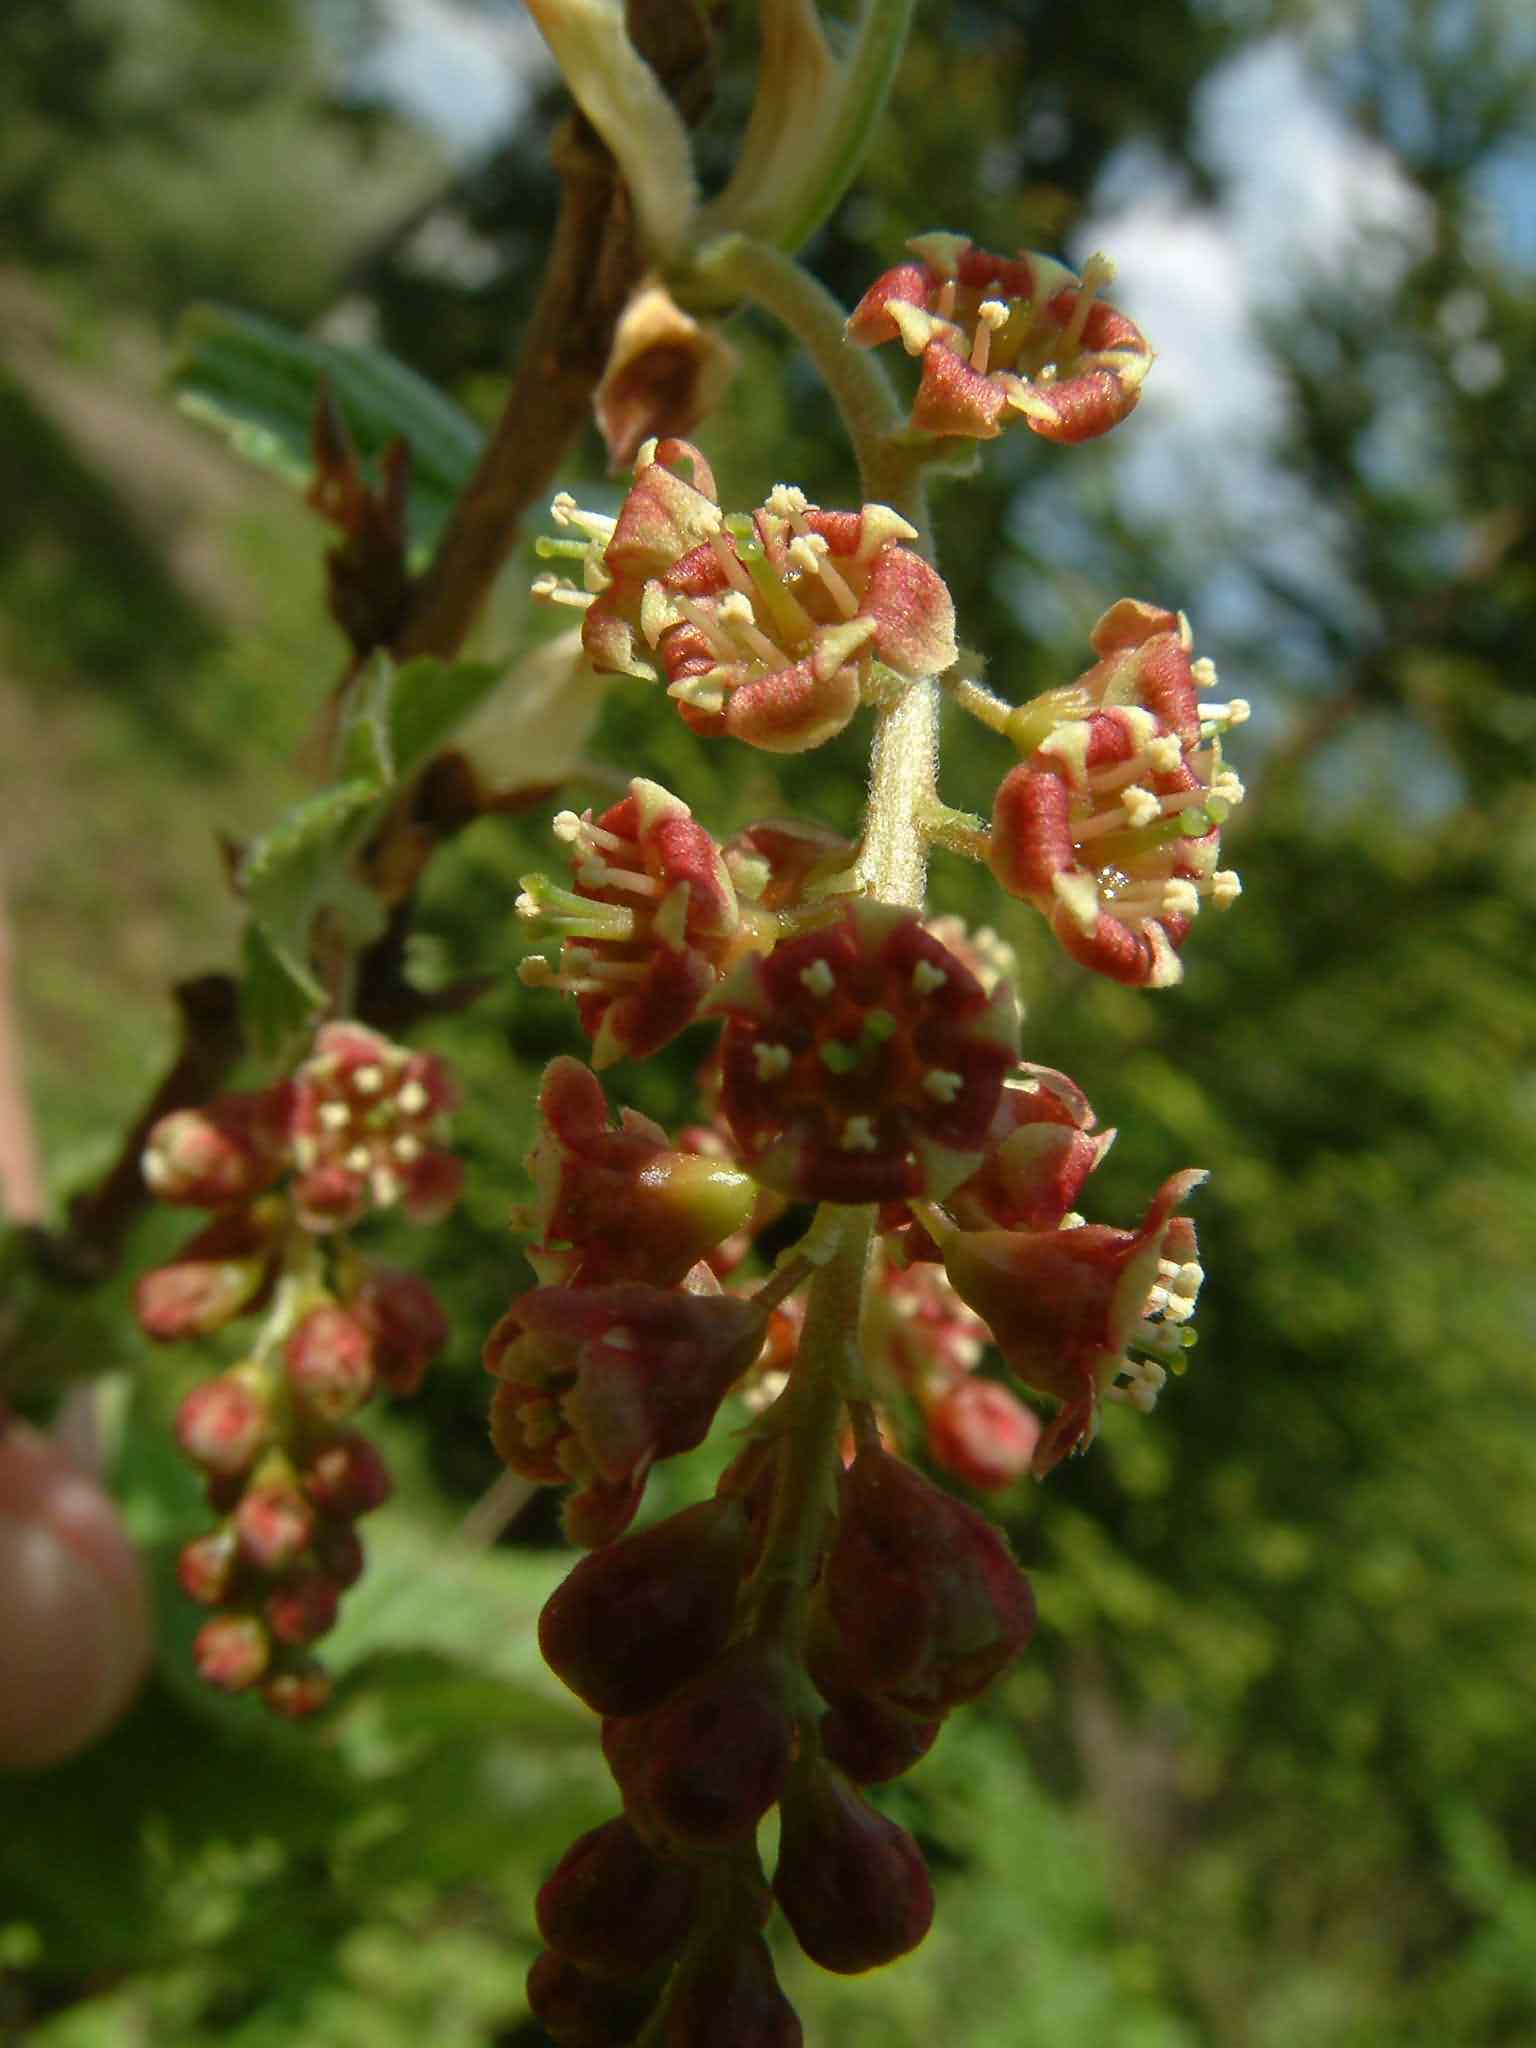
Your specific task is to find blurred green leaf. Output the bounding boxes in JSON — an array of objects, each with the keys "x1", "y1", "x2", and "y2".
[{"x1": 170, "y1": 307, "x2": 484, "y2": 557}]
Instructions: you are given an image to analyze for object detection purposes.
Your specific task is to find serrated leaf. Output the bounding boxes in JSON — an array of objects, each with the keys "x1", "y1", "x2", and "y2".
[
  {"x1": 240, "y1": 918, "x2": 319, "y2": 1057},
  {"x1": 170, "y1": 306, "x2": 484, "y2": 557},
  {"x1": 240, "y1": 777, "x2": 387, "y2": 1019}
]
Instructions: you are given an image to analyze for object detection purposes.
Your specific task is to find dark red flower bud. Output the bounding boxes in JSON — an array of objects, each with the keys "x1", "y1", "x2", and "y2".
[
  {"x1": 140, "y1": 1087, "x2": 290, "y2": 1208},
  {"x1": 284, "y1": 1305, "x2": 376, "y2": 1421},
  {"x1": 174, "y1": 1372, "x2": 270, "y2": 1477},
  {"x1": 351, "y1": 1265, "x2": 450, "y2": 1396},
  {"x1": 824, "y1": 1449, "x2": 1034, "y2": 1717},
  {"x1": 262, "y1": 1660, "x2": 332, "y2": 1719},
  {"x1": 177, "y1": 1529, "x2": 240, "y2": 1606},
  {"x1": 300, "y1": 1432, "x2": 393, "y2": 1518},
  {"x1": 537, "y1": 1815, "x2": 699, "y2": 1980},
  {"x1": 819, "y1": 1689, "x2": 941, "y2": 1785},
  {"x1": 194, "y1": 1612, "x2": 270, "y2": 1691},
  {"x1": 773, "y1": 1763, "x2": 933, "y2": 1974},
  {"x1": 265, "y1": 1571, "x2": 342, "y2": 1646},
  {"x1": 312, "y1": 1519, "x2": 366, "y2": 1588},
  {"x1": 539, "y1": 1497, "x2": 749, "y2": 1717},
  {"x1": 526, "y1": 1949, "x2": 656, "y2": 2048},
  {"x1": 234, "y1": 1484, "x2": 314, "y2": 1575},
  {"x1": 665, "y1": 1929, "x2": 802, "y2": 2048},
  {"x1": 607, "y1": 1641, "x2": 794, "y2": 1852}
]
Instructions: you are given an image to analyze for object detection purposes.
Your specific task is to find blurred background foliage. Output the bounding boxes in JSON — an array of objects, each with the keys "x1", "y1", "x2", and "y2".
[{"x1": 3, "y1": 0, "x2": 1535, "y2": 2042}]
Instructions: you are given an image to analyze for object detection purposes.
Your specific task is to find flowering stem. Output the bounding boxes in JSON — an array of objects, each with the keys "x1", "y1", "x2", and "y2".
[
  {"x1": 688, "y1": 234, "x2": 915, "y2": 512},
  {"x1": 748, "y1": 1206, "x2": 875, "y2": 1648}
]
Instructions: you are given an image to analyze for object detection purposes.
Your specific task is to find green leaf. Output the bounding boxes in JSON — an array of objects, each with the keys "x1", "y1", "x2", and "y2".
[
  {"x1": 384, "y1": 655, "x2": 506, "y2": 783},
  {"x1": 170, "y1": 306, "x2": 484, "y2": 557},
  {"x1": 239, "y1": 777, "x2": 387, "y2": 1040}
]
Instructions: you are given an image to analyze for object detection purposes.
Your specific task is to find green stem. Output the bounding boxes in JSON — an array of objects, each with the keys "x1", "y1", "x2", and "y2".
[
  {"x1": 702, "y1": 0, "x2": 919, "y2": 256},
  {"x1": 747, "y1": 1206, "x2": 875, "y2": 1648},
  {"x1": 689, "y1": 235, "x2": 909, "y2": 507}
]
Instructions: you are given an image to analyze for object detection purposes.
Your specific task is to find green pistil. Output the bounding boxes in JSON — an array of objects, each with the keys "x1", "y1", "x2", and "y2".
[
  {"x1": 733, "y1": 527, "x2": 820, "y2": 647},
  {"x1": 818, "y1": 1009, "x2": 897, "y2": 1075},
  {"x1": 533, "y1": 536, "x2": 592, "y2": 561}
]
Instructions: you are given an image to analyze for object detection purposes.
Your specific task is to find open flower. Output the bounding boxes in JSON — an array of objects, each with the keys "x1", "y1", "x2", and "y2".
[
  {"x1": 937, "y1": 1170, "x2": 1206, "y2": 1474},
  {"x1": 518, "y1": 777, "x2": 749, "y2": 1067},
  {"x1": 484, "y1": 1282, "x2": 768, "y2": 1544},
  {"x1": 990, "y1": 601, "x2": 1246, "y2": 987},
  {"x1": 708, "y1": 902, "x2": 1018, "y2": 1204},
  {"x1": 846, "y1": 233, "x2": 1152, "y2": 443},
  {"x1": 288, "y1": 1022, "x2": 461, "y2": 1230},
  {"x1": 535, "y1": 439, "x2": 956, "y2": 753}
]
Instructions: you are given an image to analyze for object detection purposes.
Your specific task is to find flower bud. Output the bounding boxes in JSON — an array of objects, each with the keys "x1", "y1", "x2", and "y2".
[
  {"x1": 262, "y1": 1660, "x2": 332, "y2": 1719},
  {"x1": 351, "y1": 1265, "x2": 450, "y2": 1397},
  {"x1": 265, "y1": 1571, "x2": 342, "y2": 1647},
  {"x1": 312, "y1": 1518, "x2": 366, "y2": 1588},
  {"x1": 194, "y1": 1612, "x2": 270, "y2": 1692},
  {"x1": 607, "y1": 1641, "x2": 793, "y2": 1852},
  {"x1": 300, "y1": 1432, "x2": 393, "y2": 1518},
  {"x1": 284, "y1": 1305, "x2": 376, "y2": 1421},
  {"x1": 824, "y1": 1449, "x2": 1034, "y2": 1717},
  {"x1": 177, "y1": 1529, "x2": 239, "y2": 1606},
  {"x1": 773, "y1": 1763, "x2": 933, "y2": 1974},
  {"x1": 140, "y1": 1088, "x2": 290, "y2": 1208},
  {"x1": 174, "y1": 1372, "x2": 270, "y2": 1477},
  {"x1": 665, "y1": 1929, "x2": 802, "y2": 2048},
  {"x1": 536, "y1": 1815, "x2": 699, "y2": 1980},
  {"x1": 526, "y1": 1949, "x2": 655, "y2": 2048},
  {"x1": 538, "y1": 1497, "x2": 749, "y2": 1717},
  {"x1": 819, "y1": 1689, "x2": 941, "y2": 1786},
  {"x1": 234, "y1": 1484, "x2": 314, "y2": 1575},
  {"x1": 135, "y1": 1243, "x2": 269, "y2": 1341},
  {"x1": 924, "y1": 1377, "x2": 1041, "y2": 1492}
]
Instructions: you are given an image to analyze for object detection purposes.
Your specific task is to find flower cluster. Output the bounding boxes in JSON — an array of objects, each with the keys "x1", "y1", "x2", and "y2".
[
  {"x1": 527, "y1": 1440, "x2": 1034, "y2": 2040},
  {"x1": 988, "y1": 599, "x2": 1247, "y2": 987},
  {"x1": 534, "y1": 436, "x2": 956, "y2": 753},
  {"x1": 500, "y1": 230, "x2": 1236, "y2": 2006},
  {"x1": 136, "y1": 1021, "x2": 458, "y2": 1715}
]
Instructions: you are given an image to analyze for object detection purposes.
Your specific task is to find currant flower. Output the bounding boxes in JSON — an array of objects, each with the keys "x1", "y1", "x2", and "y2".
[
  {"x1": 846, "y1": 233, "x2": 1152, "y2": 443},
  {"x1": 707, "y1": 901, "x2": 1018, "y2": 1204},
  {"x1": 484, "y1": 1280, "x2": 769, "y2": 1545},
  {"x1": 990, "y1": 600, "x2": 1247, "y2": 987},
  {"x1": 288, "y1": 1022, "x2": 462, "y2": 1230},
  {"x1": 518, "y1": 1057, "x2": 757, "y2": 1290},
  {"x1": 934, "y1": 1169, "x2": 1207, "y2": 1474},
  {"x1": 518, "y1": 777, "x2": 751, "y2": 1067},
  {"x1": 535, "y1": 438, "x2": 957, "y2": 752}
]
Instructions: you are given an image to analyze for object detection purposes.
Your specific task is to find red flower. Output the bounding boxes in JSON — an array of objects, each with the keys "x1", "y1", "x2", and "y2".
[
  {"x1": 990, "y1": 601, "x2": 1245, "y2": 987},
  {"x1": 537, "y1": 439, "x2": 957, "y2": 753},
  {"x1": 519, "y1": 1057, "x2": 757, "y2": 1290},
  {"x1": 847, "y1": 234, "x2": 1152, "y2": 443},
  {"x1": 939, "y1": 1170, "x2": 1206, "y2": 1473},
  {"x1": 709, "y1": 902, "x2": 1018, "y2": 1204},
  {"x1": 518, "y1": 777, "x2": 750, "y2": 1066},
  {"x1": 484, "y1": 1281, "x2": 768, "y2": 1545},
  {"x1": 288, "y1": 1022, "x2": 461, "y2": 1230}
]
